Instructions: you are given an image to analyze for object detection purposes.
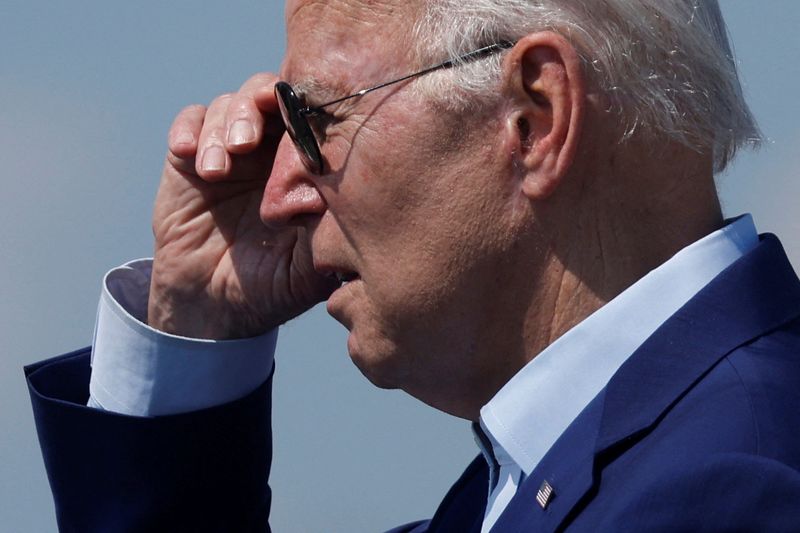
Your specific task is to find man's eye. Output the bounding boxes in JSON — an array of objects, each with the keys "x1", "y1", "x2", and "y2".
[{"x1": 309, "y1": 113, "x2": 338, "y2": 141}]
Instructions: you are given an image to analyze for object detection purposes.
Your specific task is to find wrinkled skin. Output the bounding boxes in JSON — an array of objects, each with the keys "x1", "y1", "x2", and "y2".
[
  {"x1": 148, "y1": 0, "x2": 532, "y2": 415},
  {"x1": 147, "y1": 0, "x2": 725, "y2": 420},
  {"x1": 149, "y1": 82, "x2": 338, "y2": 340}
]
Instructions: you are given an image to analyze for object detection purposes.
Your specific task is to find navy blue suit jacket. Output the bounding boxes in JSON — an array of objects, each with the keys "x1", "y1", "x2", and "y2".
[{"x1": 26, "y1": 235, "x2": 800, "y2": 532}]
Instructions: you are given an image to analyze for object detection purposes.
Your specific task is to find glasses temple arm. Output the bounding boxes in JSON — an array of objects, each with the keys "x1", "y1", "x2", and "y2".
[{"x1": 300, "y1": 40, "x2": 515, "y2": 116}]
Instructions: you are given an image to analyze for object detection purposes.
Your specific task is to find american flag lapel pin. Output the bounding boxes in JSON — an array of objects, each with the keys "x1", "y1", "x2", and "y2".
[{"x1": 536, "y1": 480, "x2": 555, "y2": 510}]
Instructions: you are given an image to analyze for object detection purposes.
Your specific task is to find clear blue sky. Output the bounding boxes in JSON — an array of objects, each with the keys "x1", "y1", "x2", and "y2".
[{"x1": 1, "y1": 2, "x2": 798, "y2": 531}]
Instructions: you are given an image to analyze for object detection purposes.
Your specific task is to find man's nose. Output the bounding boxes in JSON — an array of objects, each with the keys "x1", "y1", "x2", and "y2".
[{"x1": 260, "y1": 135, "x2": 326, "y2": 227}]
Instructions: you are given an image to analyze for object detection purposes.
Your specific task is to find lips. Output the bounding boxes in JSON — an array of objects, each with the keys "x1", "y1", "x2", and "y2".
[
  {"x1": 335, "y1": 271, "x2": 359, "y2": 284},
  {"x1": 314, "y1": 262, "x2": 360, "y2": 287}
]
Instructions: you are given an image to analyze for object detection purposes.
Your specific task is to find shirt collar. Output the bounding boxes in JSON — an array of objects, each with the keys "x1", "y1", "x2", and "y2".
[{"x1": 479, "y1": 215, "x2": 759, "y2": 475}]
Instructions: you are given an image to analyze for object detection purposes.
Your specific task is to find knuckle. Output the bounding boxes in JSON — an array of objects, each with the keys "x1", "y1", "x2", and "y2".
[
  {"x1": 182, "y1": 103, "x2": 207, "y2": 115},
  {"x1": 211, "y1": 93, "x2": 234, "y2": 106},
  {"x1": 247, "y1": 72, "x2": 277, "y2": 87},
  {"x1": 201, "y1": 127, "x2": 226, "y2": 145},
  {"x1": 174, "y1": 104, "x2": 206, "y2": 123},
  {"x1": 170, "y1": 104, "x2": 205, "y2": 131},
  {"x1": 228, "y1": 99, "x2": 257, "y2": 121}
]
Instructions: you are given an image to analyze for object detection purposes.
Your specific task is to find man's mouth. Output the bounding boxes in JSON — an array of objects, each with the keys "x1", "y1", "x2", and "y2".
[
  {"x1": 319, "y1": 264, "x2": 360, "y2": 322},
  {"x1": 315, "y1": 263, "x2": 360, "y2": 287},
  {"x1": 334, "y1": 271, "x2": 360, "y2": 284}
]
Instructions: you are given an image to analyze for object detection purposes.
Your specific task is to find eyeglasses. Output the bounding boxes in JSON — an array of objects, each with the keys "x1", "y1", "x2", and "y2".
[{"x1": 275, "y1": 40, "x2": 515, "y2": 174}]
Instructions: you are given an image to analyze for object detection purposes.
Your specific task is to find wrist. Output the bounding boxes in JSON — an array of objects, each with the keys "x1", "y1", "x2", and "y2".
[{"x1": 147, "y1": 276, "x2": 278, "y2": 341}]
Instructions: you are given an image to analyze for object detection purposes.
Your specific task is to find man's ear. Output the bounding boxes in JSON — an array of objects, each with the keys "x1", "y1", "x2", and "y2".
[{"x1": 501, "y1": 32, "x2": 585, "y2": 200}]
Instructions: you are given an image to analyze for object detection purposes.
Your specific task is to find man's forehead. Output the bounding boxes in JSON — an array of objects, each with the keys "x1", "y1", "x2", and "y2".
[
  {"x1": 282, "y1": 0, "x2": 421, "y2": 101},
  {"x1": 285, "y1": 0, "x2": 417, "y2": 25}
]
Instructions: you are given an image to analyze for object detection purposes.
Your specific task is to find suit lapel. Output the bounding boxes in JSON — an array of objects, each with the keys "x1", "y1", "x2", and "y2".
[
  {"x1": 426, "y1": 455, "x2": 489, "y2": 533},
  {"x1": 596, "y1": 234, "x2": 800, "y2": 454},
  {"x1": 490, "y1": 388, "x2": 605, "y2": 532},
  {"x1": 490, "y1": 235, "x2": 800, "y2": 532}
]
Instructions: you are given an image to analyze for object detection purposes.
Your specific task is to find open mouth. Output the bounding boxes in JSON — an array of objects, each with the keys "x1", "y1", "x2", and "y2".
[
  {"x1": 314, "y1": 261, "x2": 360, "y2": 288},
  {"x1": 335, "y1": 271, "x2": 360, "y2": 284}
]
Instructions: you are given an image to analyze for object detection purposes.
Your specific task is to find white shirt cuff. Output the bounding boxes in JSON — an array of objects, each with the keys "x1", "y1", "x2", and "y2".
[{"x1": 88, "y1": 258, "x2": 277, "y2": 417}]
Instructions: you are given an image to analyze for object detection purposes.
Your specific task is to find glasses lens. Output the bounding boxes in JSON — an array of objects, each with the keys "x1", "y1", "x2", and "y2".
[{"x1": 274, "y1": 82, "x2": 323, "y2": 174}]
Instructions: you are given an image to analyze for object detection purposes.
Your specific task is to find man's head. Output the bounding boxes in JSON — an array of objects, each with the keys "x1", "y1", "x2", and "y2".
[
  {"x1": 411, "y1": 0, "x2": 760, "y2": 172},
  {"x1": 263, "y1": 0, "x2": 757, "y2": 419}
]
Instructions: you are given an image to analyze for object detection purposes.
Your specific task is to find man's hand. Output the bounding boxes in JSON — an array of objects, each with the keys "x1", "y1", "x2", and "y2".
[{"x1": 148, "y1": 74, "x2": 336, "y2": 339}]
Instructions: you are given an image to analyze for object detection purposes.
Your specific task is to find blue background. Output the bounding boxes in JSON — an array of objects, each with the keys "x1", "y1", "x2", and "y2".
[{"x1": 1, "y1": 2, "x2": 798, "y2": 531}]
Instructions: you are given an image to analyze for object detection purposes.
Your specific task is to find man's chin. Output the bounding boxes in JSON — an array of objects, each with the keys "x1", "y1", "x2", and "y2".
[{"x1": 346, "y1": 334, "x2": 406, "y2": 391}]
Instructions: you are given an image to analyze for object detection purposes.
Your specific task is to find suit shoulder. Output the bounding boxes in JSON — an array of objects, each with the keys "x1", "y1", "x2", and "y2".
[
  {"x1": 723, "y1": 315, "x2": 800, "y2": 462},
  {"x1": 595, "y1": 452, "x2": 800, "y2": 532}
]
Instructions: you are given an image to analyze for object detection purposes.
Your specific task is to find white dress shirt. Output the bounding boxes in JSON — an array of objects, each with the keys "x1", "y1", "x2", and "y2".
[
  {"x1": 88, "y1": 258, "x2": 277, "y2": 417},
  {"x1": 475, "y1": 215, "x2": 758, "y2": 531},
  {"x1": 87, "y1": 216, "x2": 758, "y2": 531}
]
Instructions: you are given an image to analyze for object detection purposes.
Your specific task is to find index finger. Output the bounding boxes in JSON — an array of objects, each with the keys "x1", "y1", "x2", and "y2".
[{"x1": 224, "y1": 72, "x2": 285, "y2": 154}]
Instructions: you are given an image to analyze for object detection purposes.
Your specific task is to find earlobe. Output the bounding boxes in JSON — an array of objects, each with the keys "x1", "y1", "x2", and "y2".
[{"x1": 502, "y1": 32, "x2": 586, "y2": 201}]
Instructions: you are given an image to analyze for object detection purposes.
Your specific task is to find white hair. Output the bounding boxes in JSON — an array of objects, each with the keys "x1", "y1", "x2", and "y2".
[{"x1": 411, "y1": 0, "x2": 761, "y2": 172}]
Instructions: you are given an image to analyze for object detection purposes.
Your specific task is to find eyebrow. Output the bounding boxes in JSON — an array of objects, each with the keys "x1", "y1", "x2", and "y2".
[{"x1": 292, "y1": 78, "x2": 342, "y2": 109}]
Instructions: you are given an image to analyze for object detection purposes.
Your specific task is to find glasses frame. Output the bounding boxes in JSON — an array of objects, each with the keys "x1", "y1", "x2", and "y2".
[{"x1": 275, "y1": 40, "x2": 516, "y2": 174}]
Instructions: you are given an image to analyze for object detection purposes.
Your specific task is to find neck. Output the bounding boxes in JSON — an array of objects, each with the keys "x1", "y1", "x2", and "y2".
[
  {"x1": 538, "y1": 143, "x2": 722, "y2": 344},
  {"x1": 463, "y1": 138, "x2": 722, "y2": 421}
]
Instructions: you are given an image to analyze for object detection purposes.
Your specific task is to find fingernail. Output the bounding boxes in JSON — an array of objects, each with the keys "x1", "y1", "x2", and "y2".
[
  {"x1": 201, "y1": 146, "x2": 226, "y2": 172},
  {"x1": 228, "y1": 119, "x2": 256, "y2": 146}
]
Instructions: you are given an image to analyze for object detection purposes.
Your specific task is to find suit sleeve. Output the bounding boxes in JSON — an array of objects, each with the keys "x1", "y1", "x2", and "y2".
[{"x1": 25, "y1": 349, "x2": 273, "y2": 533}]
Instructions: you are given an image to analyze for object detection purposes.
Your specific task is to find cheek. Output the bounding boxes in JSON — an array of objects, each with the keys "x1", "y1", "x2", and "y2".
[
  {"x1": 322, "y1": 112, "x2": 386, "y2": 177},
  {"x1": 332, "y1": 103, "x2": 514, "y2": 303},
  {"x1": 333, "y1": 132, "x2": 430, "y2": 240}
]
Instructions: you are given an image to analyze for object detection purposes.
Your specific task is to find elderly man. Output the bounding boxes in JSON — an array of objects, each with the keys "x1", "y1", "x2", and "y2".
[{"x1": 26, "y1": 0, "x2": 800, "y2": 531}]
